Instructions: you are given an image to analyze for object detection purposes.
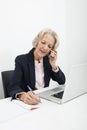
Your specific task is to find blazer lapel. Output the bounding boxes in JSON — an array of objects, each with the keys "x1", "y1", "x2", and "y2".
[{"x1": 43, "y1": 56, "x2": 49, "y2": 87}]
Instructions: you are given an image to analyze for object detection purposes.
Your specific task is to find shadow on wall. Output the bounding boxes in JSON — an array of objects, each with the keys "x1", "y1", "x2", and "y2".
[{"x1": 0, "y1": 77, "x2": 4, "y2": 99}]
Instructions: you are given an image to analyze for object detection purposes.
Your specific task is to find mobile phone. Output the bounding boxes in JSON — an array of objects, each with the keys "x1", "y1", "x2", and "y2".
[{"x1": 49, "y1": 49, "x2": 56, "y2": 58}]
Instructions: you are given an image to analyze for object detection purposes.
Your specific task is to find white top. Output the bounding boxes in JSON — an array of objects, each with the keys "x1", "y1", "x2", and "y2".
[{"x1": 35, "y1": 59, "x2": 44, "y2": 89}]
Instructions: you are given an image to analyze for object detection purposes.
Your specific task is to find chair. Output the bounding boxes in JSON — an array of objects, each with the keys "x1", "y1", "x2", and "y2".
[{"x1": 1, "y1": 70, "x2": 14, "y2": 98}]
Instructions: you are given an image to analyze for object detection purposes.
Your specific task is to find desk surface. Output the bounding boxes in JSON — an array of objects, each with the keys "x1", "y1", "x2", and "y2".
[{"x1": 0, "y1": 94, "x2": 87, "y2": 130}]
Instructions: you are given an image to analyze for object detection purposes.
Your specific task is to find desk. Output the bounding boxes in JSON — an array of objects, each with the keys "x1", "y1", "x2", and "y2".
[{"x1": 0, "y1": 94, "x2": 87, "y2": 130}]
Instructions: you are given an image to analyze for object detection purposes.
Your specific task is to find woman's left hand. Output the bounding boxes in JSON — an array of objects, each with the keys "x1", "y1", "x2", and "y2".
[{"x1": 49, "y1": 50, "x2": 58, "y2": 70}]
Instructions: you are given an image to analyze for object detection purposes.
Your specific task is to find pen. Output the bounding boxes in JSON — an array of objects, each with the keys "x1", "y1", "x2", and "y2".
[
  {"x1": 27, "y1": 85, "x2": 33, "y2": 91},
  {"x1": 27, "y1": 85, "x2": 35, "y2": 94},
  {"x1": 11, "y1": 97, "x2": 13, "y2": 101},
  {"x1": 27, "y1": 85, "x2": 42, "y2": 103}
]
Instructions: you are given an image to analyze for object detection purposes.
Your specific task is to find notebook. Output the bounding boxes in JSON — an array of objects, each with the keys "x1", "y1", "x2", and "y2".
[{"x1": 38, "y1": 63, "x2": 87, "y2": 104}]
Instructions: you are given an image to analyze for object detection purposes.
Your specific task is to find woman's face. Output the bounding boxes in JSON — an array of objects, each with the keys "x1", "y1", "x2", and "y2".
[{"x1": 34, "y1": 34, "x2": 55, "y2": 60}]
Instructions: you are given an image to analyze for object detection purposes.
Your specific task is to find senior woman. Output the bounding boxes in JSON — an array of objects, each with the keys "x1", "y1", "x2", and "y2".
[{"x1": 8, "y1": 28, "x2": 66, "y2": 105}]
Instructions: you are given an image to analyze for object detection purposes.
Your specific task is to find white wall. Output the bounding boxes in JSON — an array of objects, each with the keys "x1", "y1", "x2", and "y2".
[
  {"x1": 0, "y1": 0, "x2": 87, "y2": 99},
  {"x1": 66, "y1": 0, "x2": 87, "y2": 73},
  {"x1": 0, "y1": 0, "x2": 66, "y2": 99}
]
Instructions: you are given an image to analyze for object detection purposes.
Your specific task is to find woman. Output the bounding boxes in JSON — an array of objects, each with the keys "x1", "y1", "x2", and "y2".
[{"x1": 8, "y1": 28, "x2": 65, "y2": 105}]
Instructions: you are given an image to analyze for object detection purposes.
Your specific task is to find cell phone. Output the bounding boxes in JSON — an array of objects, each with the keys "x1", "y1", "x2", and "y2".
[{"x1": 49, "y1": 49, "x2": 56, "y2": 58}]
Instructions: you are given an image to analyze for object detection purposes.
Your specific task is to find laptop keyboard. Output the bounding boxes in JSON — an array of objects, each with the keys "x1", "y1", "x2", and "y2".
[
  {"x1": 39, "y1": 87, "x2": 63, "y2": 95},
  {"x1": 51, "y1": 91, "x2": 64, "y2": 99},
  {"x1": 50, "y1": 87, "x2": 63, "y2": 92}
]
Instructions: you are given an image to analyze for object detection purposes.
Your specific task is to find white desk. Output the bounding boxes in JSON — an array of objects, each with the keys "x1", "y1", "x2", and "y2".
[{"x1": 0, "y1": 94, "x2": 87, "y2": 130}]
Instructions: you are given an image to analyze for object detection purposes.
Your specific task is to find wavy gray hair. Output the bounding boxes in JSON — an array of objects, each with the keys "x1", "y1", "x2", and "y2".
[{"x1": 32, "y1": 28, "x2": 60, "y2": 50}]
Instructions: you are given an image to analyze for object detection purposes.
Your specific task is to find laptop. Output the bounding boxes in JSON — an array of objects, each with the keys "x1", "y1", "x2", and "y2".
[{"x1": 38, "y1": 63, "x2": 87, "y2": 104}]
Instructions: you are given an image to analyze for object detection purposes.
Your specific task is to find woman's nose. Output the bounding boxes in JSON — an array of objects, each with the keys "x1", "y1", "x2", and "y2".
[{"x1": 43, "y1": 44, "x2": 48, "y2": 50}]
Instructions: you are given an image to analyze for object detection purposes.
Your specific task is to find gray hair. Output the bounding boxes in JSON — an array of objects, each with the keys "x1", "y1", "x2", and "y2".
[{"x1": 32, "y1": 28, "x2": 60, "y2": 50}]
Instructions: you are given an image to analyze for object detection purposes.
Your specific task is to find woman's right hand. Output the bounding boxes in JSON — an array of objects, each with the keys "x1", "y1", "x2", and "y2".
[{"x1": 17, "y1": 91, "x2": 41, "y2": 105}]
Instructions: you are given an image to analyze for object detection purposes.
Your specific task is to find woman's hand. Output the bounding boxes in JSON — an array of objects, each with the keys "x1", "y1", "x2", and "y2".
[
  {"x1": 17, "y1": 91, "x2": 41, "y2": 105},
  {"x1": 49, "y1": 50, "x2": 58, "y2": 70}
]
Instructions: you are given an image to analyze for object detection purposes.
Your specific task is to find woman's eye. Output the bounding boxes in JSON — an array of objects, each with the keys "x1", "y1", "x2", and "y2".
[
  {"x1": 48, "y1": 45, "x2": 53, "y2": 49},
  {"x1": 41, "y1": 41, "x2": 45, "y2": 44},
  {"x1": 41, "y1": 41, "x2": 53, "y2": 49}
]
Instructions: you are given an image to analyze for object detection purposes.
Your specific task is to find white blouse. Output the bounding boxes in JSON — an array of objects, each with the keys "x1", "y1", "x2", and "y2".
[{"x1": 35, "y1": 59, "x2": 45, "y2": 89}]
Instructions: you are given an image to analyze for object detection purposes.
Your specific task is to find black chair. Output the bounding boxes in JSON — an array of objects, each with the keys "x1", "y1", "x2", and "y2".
[{"x1": 1, "y1": 70, "x2": 14, "y2": 98}]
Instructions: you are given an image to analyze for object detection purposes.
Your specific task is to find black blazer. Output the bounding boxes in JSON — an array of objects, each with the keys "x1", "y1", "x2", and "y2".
[{"x1": 8, "y1": 48, "x2": 65, "y2": 98}]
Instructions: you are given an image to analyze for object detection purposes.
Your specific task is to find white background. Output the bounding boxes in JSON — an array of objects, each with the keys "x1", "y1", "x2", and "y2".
[{"x1": 0, "y1": 0, "x2": 87, "y2": 99}]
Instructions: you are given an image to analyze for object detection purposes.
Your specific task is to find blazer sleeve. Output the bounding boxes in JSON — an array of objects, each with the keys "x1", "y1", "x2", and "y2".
[
  {"x1": 8, "y1": 56, "x2": 26, "y2": 99},
  {"x1": 51, "y1": 67, "x2": 66, "y2": 85}
]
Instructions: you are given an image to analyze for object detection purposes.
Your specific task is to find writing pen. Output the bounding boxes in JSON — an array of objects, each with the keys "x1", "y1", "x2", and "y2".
[
  {"x1": 27, "y1": 85, "x2": 42, "y2": 103},
  {"x1": 27, "y1": 85, "x2": 33, "y2": 91},
  {"x1": 27, "y1": 85, "x2": 35, "y2": 94}
]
